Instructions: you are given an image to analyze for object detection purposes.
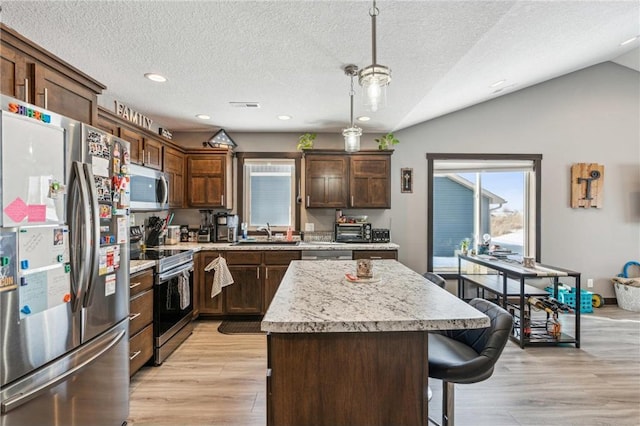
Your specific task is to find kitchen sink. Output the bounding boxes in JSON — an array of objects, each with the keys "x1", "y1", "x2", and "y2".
[{"x1": 231, "y1": 240, "x2": 300, "y2": 246}]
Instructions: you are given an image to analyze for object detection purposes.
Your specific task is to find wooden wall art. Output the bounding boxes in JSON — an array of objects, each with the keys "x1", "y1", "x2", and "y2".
[
  {"x1": 571, "y1": 163, "x2": 604, "y2": 208},
  {"x1": 401, "y1": 168, "x2": 413, "y2": 193}
]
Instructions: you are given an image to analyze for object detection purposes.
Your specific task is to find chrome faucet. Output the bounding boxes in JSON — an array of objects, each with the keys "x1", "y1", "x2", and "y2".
[{"x1": 257, "y1": 223, "x2": 272, "y2": 240}]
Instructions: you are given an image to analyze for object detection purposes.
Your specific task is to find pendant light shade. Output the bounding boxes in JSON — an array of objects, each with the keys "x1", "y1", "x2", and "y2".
[
  {"x1": 343, "y1": 65, "x2": 362, "y2": 152},
  {"x1": 358, "y1": 0, "x2": 391, "y2": 112}
]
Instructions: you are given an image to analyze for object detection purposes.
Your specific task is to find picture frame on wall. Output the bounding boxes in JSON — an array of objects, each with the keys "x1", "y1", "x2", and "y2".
[{"x1": 401, "y1": 168, "x2": 413, "y2": 193}]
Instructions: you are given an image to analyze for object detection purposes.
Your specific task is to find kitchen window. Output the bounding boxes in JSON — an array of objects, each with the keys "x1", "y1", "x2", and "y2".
[
  {"x1": 237, "y1": 153, "x2": 302, "y2": 232},
  {"x1": 426, "y1": 154, "x2": 542, "y2": 274}
]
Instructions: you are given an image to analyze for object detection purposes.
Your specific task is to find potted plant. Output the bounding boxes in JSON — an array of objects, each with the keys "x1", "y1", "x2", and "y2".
[
  {"x1": 297, "y1": 133, "x2": 316, "y2": 150},
  {"x1": 374, "y1": 132, "x2": 399, "y2": 150},
  {"x1": 460, "y1": 238, "x2": 471, "y2": 255}
]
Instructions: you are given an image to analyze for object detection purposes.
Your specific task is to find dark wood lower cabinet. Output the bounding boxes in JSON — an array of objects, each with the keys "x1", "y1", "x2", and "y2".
[
  {"x1": 267, "y1": 331, "x2": 429, "y2": 426},
  {"x1": 225, "y1": 265, "x2": 262, "y2": 314}
]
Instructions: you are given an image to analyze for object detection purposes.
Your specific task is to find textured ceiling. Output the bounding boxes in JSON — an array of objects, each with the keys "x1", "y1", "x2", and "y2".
[{"x1": 1, "y1": 1, "x2": 638, "y2": 134}]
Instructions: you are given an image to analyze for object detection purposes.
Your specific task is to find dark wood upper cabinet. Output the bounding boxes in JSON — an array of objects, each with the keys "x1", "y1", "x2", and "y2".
[
  {"x1": 305, "y1": 155, "x2": 349, "y2": 208},
  {"x1": 305, "y1": 150, "x2": 392, "y2": 209},
  {"x1": 186, "y1": 151, "x2": 233, "y2": 209},
  {"x1": 0, "y1": 24, "x2": 105, "y2": 124},
  {"x1": 350, "y1": 155, "x2": 391, "y2": 208},
  {"x1": 163, "y1": 146, "x2": 185, "y2": 208},
  {"x1": 118, "y1": 127, "x2": 163, "y2": 170},
  {"x1": 118, "y1": 127, "x2": 144, "y2": 165}
]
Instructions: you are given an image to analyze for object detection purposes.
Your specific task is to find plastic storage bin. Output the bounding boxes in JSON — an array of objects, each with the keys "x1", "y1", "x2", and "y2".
[{"x1": 546, "y1": 287, "x2": 593, "y2": 313}]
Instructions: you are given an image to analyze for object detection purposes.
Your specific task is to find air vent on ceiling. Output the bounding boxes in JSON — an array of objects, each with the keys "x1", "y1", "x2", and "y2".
[{"x1": 229, "y1": 102, "x2": 261, "y2": 108}]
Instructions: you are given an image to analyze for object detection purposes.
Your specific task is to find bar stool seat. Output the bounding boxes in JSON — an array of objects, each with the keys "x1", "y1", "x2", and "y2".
[{"x1": 428, "y1": 298, "x2": 513, "y2": 426}]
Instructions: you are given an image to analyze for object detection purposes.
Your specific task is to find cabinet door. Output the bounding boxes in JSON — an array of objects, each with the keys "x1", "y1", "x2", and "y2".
[
  {"x1": 187, "y1": 156, "x2": 226, "y2": 207},
  {"x1": 199, "y1": 252, "x2": 224, "y2": 315},
  {"x1": 143, "y1": 138, "x2": 163, "y2": 170},
  {"x1": 305, "y1": 155, "x2": 348, "y2": 208},
  {"x1": 350, "y1": 156, "x2": 391, "y2": 208},
  {"x1": 164, "y1": 147, "x2": 184, "y2": 208},
  {"x1": 96, "y1": 115, "x2": 119, "y2": 135},
  {"x1": 119, "y1": 128, "x2": 143, "y2": 165},
  {"x1": 263, "y1": 265, "x2": 288, "y2": 313},
  {"x1": 33, "y1": 64, "x2": 97, "y2": 124},
  {"x1": 0, "y1": 43, "x2": 28, "y2": 101},
  {"x1": 225, "y1": 265, "x2": 263, "y2": 314}
]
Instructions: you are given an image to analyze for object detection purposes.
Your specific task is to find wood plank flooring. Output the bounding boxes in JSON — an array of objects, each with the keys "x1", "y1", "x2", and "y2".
[{"x1": 128, "y1": 306, "x2": 640, "y2": 426}]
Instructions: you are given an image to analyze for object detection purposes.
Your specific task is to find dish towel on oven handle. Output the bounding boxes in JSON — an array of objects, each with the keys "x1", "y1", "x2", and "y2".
[
  {"x1": 204, "y1": 255, "x2": 234, "y2": 298},
  {"x1": 178, "y1": 269, "x2": 190, "y2": 310}
]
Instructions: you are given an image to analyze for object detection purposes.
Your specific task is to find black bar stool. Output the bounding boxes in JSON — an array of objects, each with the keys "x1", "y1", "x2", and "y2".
[
  {"x1": 423, "y1": 272, "x2": 446, "y2": 288},
  {"x1": 428, "y1": 298, "x2": 513, "y2": 426}
]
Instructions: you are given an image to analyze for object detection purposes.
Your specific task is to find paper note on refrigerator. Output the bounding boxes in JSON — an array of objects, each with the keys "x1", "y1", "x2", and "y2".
[
  {"x1": 92, "y1": 156, "x2": 110, "y2": 177},
  {"x1": 47, "y1": 266, "x2": 71, "y2": 308},
  {"x1": 27, "y1": 205, "x2": 46, "y2": 222},
  {"x1": 19, "y1": 271, "x2": 47, "y2": 317},
  {"x1": 105, "y1": 274, "x2": 116, "y2": 296},
  {"x1": 3, "y1": 197, "x2": 28, "y2": 223},
  {"x1": 117, "y1": 217, "x2": 127, "y2": 244}
]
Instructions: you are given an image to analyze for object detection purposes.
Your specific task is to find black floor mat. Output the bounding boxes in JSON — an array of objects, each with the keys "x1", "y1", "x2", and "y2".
[{"x1": 217, "y1": 320, "x2": 265, "y2": 335}]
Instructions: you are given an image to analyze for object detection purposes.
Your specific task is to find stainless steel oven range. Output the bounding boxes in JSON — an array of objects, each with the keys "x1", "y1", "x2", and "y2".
[{"x1": 131, "y1": 248, "x2": 194, "y2": 365}]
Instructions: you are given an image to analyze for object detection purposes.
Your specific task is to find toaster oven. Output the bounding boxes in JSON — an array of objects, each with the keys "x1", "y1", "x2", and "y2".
[{"x1": 334, "y1": 223, "x2": 372, "y2": 243}]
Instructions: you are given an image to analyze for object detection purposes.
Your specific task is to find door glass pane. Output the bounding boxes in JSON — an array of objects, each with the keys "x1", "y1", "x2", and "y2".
[{"x1": 432, "y1": 161, "x2": 532, "y2": 272}]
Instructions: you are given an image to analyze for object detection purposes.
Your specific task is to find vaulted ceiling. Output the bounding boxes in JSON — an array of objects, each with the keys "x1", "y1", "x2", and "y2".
[{"x1": 2, "y1": 1, "x2": 638, "y2": 134}]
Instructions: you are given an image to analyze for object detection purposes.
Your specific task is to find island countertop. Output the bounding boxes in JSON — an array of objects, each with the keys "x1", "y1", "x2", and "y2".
[{"x1": 262, "y1": 259, "x2": 490, "y2": 333}]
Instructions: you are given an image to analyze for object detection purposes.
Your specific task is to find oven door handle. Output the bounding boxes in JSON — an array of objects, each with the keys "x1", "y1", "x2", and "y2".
[{"x1": 157, "y1": 262, "x2": 194, "y2": 283}]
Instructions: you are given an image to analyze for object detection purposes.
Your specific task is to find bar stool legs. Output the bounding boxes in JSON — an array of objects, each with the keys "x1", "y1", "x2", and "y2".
[
  {"x1": 428, "y1": 381, "x2": 455, "y2": 426},
  {"x1": 442, "y1": 381, "x2": 455, "y2": 426}
]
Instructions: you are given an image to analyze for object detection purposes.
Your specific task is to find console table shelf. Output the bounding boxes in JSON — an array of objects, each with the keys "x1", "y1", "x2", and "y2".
[{"x1": 458, "y1": 254, "x2": 581, "y2": 348}]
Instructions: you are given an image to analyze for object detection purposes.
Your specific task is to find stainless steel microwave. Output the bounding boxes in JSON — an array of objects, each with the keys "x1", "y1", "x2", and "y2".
[
  {"x1": 129, "y1": 164, "x2": 169, "y2": 211},
  {"x1": 334, "y1": 223, "x2": 372, "y2": 243}
]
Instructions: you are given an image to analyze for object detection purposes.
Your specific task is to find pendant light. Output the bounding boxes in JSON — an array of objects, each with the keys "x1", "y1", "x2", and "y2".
[
  {"x1": 343, "y1": 65, "x2": 362, "y2": 152},
  {"x1": 358, "y1": 0, "x2": 391, "y2": 112}
]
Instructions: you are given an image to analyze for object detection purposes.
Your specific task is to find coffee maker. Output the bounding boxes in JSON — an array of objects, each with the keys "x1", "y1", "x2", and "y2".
[
  {"x1": 198, "y1": 210, "x2": 213, "y2": 243},
  {"x1": 214, "y1": 212, "x2": 238, "y2": 242}
]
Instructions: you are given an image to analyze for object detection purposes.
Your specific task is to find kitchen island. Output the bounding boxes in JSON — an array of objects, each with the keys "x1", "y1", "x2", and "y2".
[{"x1": 262, "y1": 259, "x2": 489, "y2": 426}]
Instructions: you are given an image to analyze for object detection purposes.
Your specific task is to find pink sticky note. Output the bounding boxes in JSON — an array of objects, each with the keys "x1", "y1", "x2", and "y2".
[
  {"x1": 27, "y1": 205, "x2": 46, "y2": 223},
  {"x1": 4, "y1": 197, "x2": 28, "y2": 223}
]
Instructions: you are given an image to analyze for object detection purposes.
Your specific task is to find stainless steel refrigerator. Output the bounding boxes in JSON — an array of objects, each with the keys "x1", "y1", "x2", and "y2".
[{"x1": 0, "y1": 96, "x2": 131, "y2": 426}]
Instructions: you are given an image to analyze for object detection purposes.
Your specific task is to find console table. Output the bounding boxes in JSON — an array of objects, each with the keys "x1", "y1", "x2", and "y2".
[{"x1": 458, "y1": 254, "x2": 581, "y2": 348}]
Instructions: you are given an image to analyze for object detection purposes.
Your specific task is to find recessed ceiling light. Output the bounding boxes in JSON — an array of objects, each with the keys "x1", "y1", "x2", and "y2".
[
  {"x1": 196, "y1": 114, "x2": 210, "y2": 120},
  {"x1": 490, "y1": 79, "x2": 506, "y2": 88},
  {"x1": 620, "y1": 36, "x2": 639, "y2": 46},
  {"x1": 278, "y1": 115, "x2": 292, "y2": 120},
  {"x1": 144, "y1": 73, "x2": 167, "y2": 82},
  {"x1": 357, "y1": 116, "x2": 371, "y2": 122}
]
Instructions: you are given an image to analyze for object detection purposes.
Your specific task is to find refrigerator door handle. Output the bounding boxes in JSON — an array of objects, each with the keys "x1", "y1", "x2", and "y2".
[
  {"x1": 81, "y1": 163, "x2": 101, "y2": 308},
  {"x1": 0, "y1": 326, "x2": 126, "y2": 414},
  {"x1": 67, "y1": 161, "x2": 92, "y2": 313}
]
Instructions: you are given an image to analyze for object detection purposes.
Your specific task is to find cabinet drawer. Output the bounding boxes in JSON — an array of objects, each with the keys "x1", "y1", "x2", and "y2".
[
  {"x1": 353, "y1": 250, "x2": 398, "y2": 260},
  {"x1": 130, "y1": 269, "x2": 153, "y2": 297},
  {"x1": 226, "y1": 251, "x2": 262, "y2": 265},
  {"x1": 129, "y1": 324, "x2": 153, "y2": 377},
  {"x1": 129, "y1": 290, "x2": 153, "y2": 336},
  {"x1": 264, "y1": 251, "x2": 301, "y2": 265}
]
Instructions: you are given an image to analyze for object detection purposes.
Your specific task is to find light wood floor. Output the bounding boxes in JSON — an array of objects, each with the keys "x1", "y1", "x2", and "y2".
[{"x1": 128, "y1": 306, "x2": 640, "y2": 426}]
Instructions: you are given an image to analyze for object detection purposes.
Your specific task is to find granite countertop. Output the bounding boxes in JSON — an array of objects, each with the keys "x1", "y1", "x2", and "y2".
[
  {"x1": 130, "y1": 259, "x2": 156, "y2": 274},
  {"x1": 261, "y1": 259, "x2": 490, "y2": 333},
  {"x1": 157, "y1": 241, "x2": 399, "y2": 252},
  {"x1": 128, "y1": 241, "x2": 400, "y2": 273}
]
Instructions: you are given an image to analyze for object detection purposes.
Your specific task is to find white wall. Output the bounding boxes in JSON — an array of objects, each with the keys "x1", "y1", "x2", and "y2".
[{"x1": 392, "y1": 62, "x2": 640, "y2": 298}]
